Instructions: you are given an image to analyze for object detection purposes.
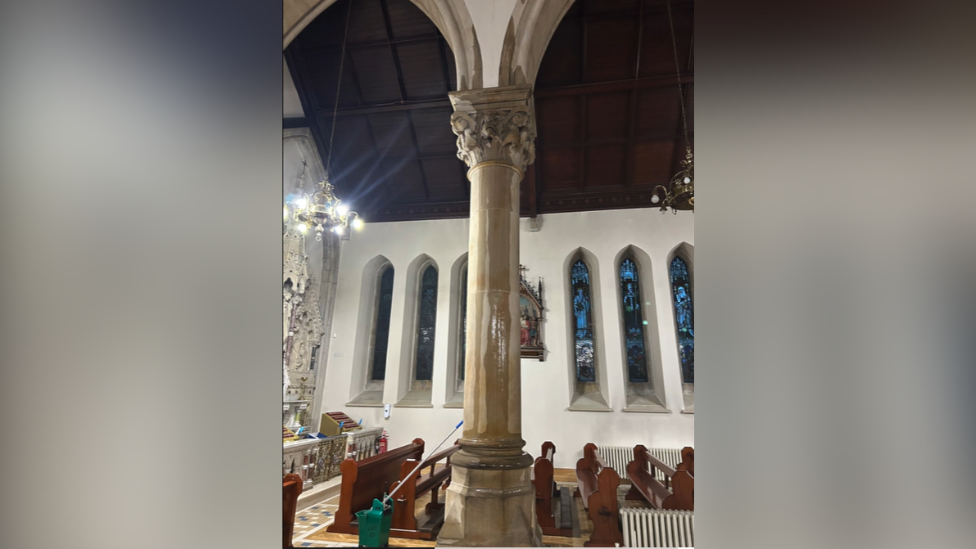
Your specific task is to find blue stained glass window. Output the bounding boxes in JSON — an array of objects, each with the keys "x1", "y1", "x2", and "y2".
[
  {"x1": 460, "y1": 267, "x2": 467, "y2": 381},
  {"x1": 571, "y1": 260, "x2": 596, "y2": 382},
  {"x1": 414, "y1": 265, "x2": 438, "y2": 381},
  {"x1": 371, "y1": 266, "x2": 394, "y2": 380},
  {"x1": 620, "y1": 258, "x2": 649, "y2": 383},
  {"x1": 670, "y1": 257, "x2": 694, "y2": 384}
]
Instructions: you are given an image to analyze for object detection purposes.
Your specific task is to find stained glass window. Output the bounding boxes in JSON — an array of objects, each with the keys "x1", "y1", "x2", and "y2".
[
  {"x1": 371, "y1": 266, "x2": 394, "y2": 380},
  {"x1": 620, "y1": 258, "x2": 649, "y2": 383},
  {"x1": 571, "y1": 260, "x2": 596, "y2": 382},
  {"x1": 670, "y1": 257, "x2": 694, "y2": 384},
  {"x1": 414, "y1": 265, "x2": 438, "y2": 381},
  {"x1": 460, "y1": 266, "x2": 467, "y2": 382}
]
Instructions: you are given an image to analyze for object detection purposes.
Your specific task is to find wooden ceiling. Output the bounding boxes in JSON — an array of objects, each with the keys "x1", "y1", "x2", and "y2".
[{"x1": 285, "y1": 0, "x2": 694, "y2": 223}]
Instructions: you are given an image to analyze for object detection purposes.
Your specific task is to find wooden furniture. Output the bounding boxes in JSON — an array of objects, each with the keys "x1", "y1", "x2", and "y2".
[
  {"x1": 625, "y1": 445, "x2": 694, "y2": 510},
  {"x1": 282, "y1": 426, "x2": 299, "y2": 443},
  {"x1": 575, "y1": 443, "x2": 623, "y2": 547},
  {"x1": 320, "y1": 411, "x2": 362, "y2": 436},
  {"x1": 388, "y1": 442, "x2": 461, "y2": 539},
  {"x1": 283, "y1": 473, "x2": 303, "y2": 548},
  {"x1": 328, "y1": 438, "x2": 425, "y2": 536},
  {"x1": 532, "y1": 441, "x2": 573, "y2": 537}
]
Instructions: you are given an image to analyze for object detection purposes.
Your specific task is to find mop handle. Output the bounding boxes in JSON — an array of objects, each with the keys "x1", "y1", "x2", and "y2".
[{"x1": 383, "y1": 420, "x2": 463, "y2": 504}]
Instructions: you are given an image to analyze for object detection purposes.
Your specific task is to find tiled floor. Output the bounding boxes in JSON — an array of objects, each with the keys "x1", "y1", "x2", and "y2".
[{"x1": 291, "y1": 497, "x2": 354, "y2": 547}]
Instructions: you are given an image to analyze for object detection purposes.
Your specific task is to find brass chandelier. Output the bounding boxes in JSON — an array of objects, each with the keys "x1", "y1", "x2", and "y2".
[
  {"x1": 651, "y1": 0, "x2": 694, "y2": 214},
  {"x1": 283, "y1": 0, "x2": 361, "y2": 241},
  {"x1": 652, "y1": 147, "x2": 694, "y2": 212},
  {"x1": 285, "y1": 161, "x2": 361, "y2": 241}
]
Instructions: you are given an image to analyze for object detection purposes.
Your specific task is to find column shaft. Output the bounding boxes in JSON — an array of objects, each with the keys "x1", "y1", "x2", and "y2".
[{"x1": 438, "y1": 87, "x2": 541, "y2": 547}]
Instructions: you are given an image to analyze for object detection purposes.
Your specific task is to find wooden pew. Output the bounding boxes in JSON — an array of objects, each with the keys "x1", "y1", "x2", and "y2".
[
  {"x1": 327, "y1": 438, "x2": 425, "y2": 536},
  {"x1": 533, "y1": 441, "x2": 573, "y2": 537},
  {"x1": 388, "y1": 441, "x2": 461, "y2": 539},
  {"x1": 575, "y1": 443, "x2": 623, "y2": 547},
  {"x1": 625, "y1": 445, "x2": 694, "y2": 510},
  {"x1": 283, "y1": 473, "x2": 303, "y2": 548}
]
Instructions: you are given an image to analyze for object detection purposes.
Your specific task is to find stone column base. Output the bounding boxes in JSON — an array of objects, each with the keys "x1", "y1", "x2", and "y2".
[{"x1": 436, "y1": 463, "x2": 542, "y2": 547}]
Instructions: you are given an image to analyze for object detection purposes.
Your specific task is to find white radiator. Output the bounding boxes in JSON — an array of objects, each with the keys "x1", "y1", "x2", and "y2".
[
  {"x1": 603, "y1": 447, "x2": 683, "y2": 482},
  {"x1": 620, "y1": 509, "x2": 694, "y2": 547}
]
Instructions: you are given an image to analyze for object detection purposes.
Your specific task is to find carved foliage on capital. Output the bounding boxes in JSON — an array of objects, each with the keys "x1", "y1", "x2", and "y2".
[{"x1": 451, "y1": 108, "x2": 536, "y2": 171}]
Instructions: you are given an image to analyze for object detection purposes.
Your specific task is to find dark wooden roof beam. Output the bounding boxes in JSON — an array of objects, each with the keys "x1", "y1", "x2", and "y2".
[
  {"x1": 535, "y1": 74, "x2": 693, "y2": 98},
  {"x1": 297, "y1": 35, "x2": 442, "y2": 54},
  {"x1": 379, "y1": 0, "x2": 408, "y2": 103},
  {"x1": 316, "y1": 99, "x2": 451, "y2": 118},
  {"x1": 558, "y1": 1, "x2": 694, "y2": 24},
  {"x1": 405, "y1": 112, "x2": 431, "y2": 199},
  {"x1": 539, "y1": 133, "x2": 687, "y2": 150}
]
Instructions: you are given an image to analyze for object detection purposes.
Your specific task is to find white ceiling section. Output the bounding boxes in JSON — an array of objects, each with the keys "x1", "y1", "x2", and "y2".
[{"x1": 283, "y1": 55, "x2": 304, "y2": 118}]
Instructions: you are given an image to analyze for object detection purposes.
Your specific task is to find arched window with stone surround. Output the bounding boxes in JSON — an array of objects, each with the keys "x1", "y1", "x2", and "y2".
[
  {"x1": 615, "y1": 247, "x2": 667, "y2": 413},
  {"x1": 397, "y1": 255, "x2": 438, "y2": 407},
  {"x1": 445, "y1": 255, "x2": 468, "y2": 408},
  {"x1": 459, "y1": 265, "x2": 467, "y2": 382},
  {"x1": 414, "y1": 264, "x2": 438, "y2": 382},
  {"x1": 619, "y1": 257, "x2": 649, "y2": 383},
  {"x1": 349, "y1": 257, "x2": 394, "y2": 407},
  {"x1": 371, "y1": 266, "x2": 395, "y2": 381},
  {"x1": 566, "y1": 248, "x2": 610, "y2": 411},
  {"x1": 571, "y1": 260, "x2": 596, "y2": 382},
  {"x1": 670, "y1": 256, "x2": 694, "y2": 385}
]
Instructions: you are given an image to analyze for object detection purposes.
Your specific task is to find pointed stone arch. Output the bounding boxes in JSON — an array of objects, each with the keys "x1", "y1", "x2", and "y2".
[
  {"x1": 283, "y1": 0, "x2": 483, "y2": 90},
  {"x1": 499, "y1": 0, "x2": 576, "y2": 87}
]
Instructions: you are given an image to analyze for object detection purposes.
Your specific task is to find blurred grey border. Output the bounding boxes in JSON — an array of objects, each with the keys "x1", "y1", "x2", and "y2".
[
  {"x1": 0, "y1": 2, "x2": 282, "y2": 548},
  {"x1": 1, "y1": 1, "x2": 975, "y2": 548},
  {"x1": 695, "y1": 0, "x2": 976, "y2": 547}
]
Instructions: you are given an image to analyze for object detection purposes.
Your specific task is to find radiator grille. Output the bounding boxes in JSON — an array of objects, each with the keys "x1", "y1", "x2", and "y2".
[{"x1": 620, "y1": 509, "x2": 694, "y2": 547}]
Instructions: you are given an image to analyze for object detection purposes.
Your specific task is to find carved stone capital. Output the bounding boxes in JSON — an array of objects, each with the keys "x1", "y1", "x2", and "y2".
[{"x1": 449, "y1": 87, "x2": 536, "y2": 173}]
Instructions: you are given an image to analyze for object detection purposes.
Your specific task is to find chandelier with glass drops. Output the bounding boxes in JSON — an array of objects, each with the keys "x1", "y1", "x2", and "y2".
[{"x1": 651, "y1": 0, "x2": 694, "y2": 214}]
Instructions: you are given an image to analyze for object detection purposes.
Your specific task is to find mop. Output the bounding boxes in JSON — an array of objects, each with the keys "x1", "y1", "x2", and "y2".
[{"x1": 356, "y1": 421, "x2": 464, "y2": 547}]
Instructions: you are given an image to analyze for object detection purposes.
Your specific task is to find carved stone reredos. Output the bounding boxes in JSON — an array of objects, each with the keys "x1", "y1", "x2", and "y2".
[
  {"x1": 288, "y1": 277, "x2": 325, "y2": 375},
  {"x1": 449, "y1": 86, "x2": 536, "y2": 172},
  {"x1": 283, "y1": 229, "x2": 309, "y2": 296}
]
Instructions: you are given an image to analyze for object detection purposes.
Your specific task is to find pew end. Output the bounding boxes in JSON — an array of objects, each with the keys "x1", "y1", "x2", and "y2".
[
  {"x1": 283, "y1": 473, "x2": 303, "y2": 548},
  {"x1": 575, "y1": 443, "x2": 624, "y2": 547}
]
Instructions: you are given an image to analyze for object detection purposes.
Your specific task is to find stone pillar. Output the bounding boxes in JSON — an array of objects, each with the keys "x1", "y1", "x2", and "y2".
[{"x1": 437, "y1": 87, "x2": 541, "y2": 547}]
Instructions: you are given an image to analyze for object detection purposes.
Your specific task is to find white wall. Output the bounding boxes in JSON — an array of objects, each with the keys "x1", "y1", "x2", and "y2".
[{"x1": 317, "y1": 208, "x2": 694, "y2": 468}]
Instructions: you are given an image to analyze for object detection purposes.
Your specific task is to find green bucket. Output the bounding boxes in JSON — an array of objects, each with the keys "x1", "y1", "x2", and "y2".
[{"x1": 355, "y1": 498, "x2": 394, "y2": 547}]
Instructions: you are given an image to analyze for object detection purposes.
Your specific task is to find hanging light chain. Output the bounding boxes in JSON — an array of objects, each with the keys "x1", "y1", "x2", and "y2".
[
  {"x1": 666, "y1": 0, "x2": 690, "y2": 148},
  {"x1": 326, "y1": 0, "x2": 353, "y2": 177},
  {"x1": 287, "y1": 0, "x2": 361, "y2": 241},
  {"x1": 648, "y1": 0, "x2": 694, "y2": 214}
]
